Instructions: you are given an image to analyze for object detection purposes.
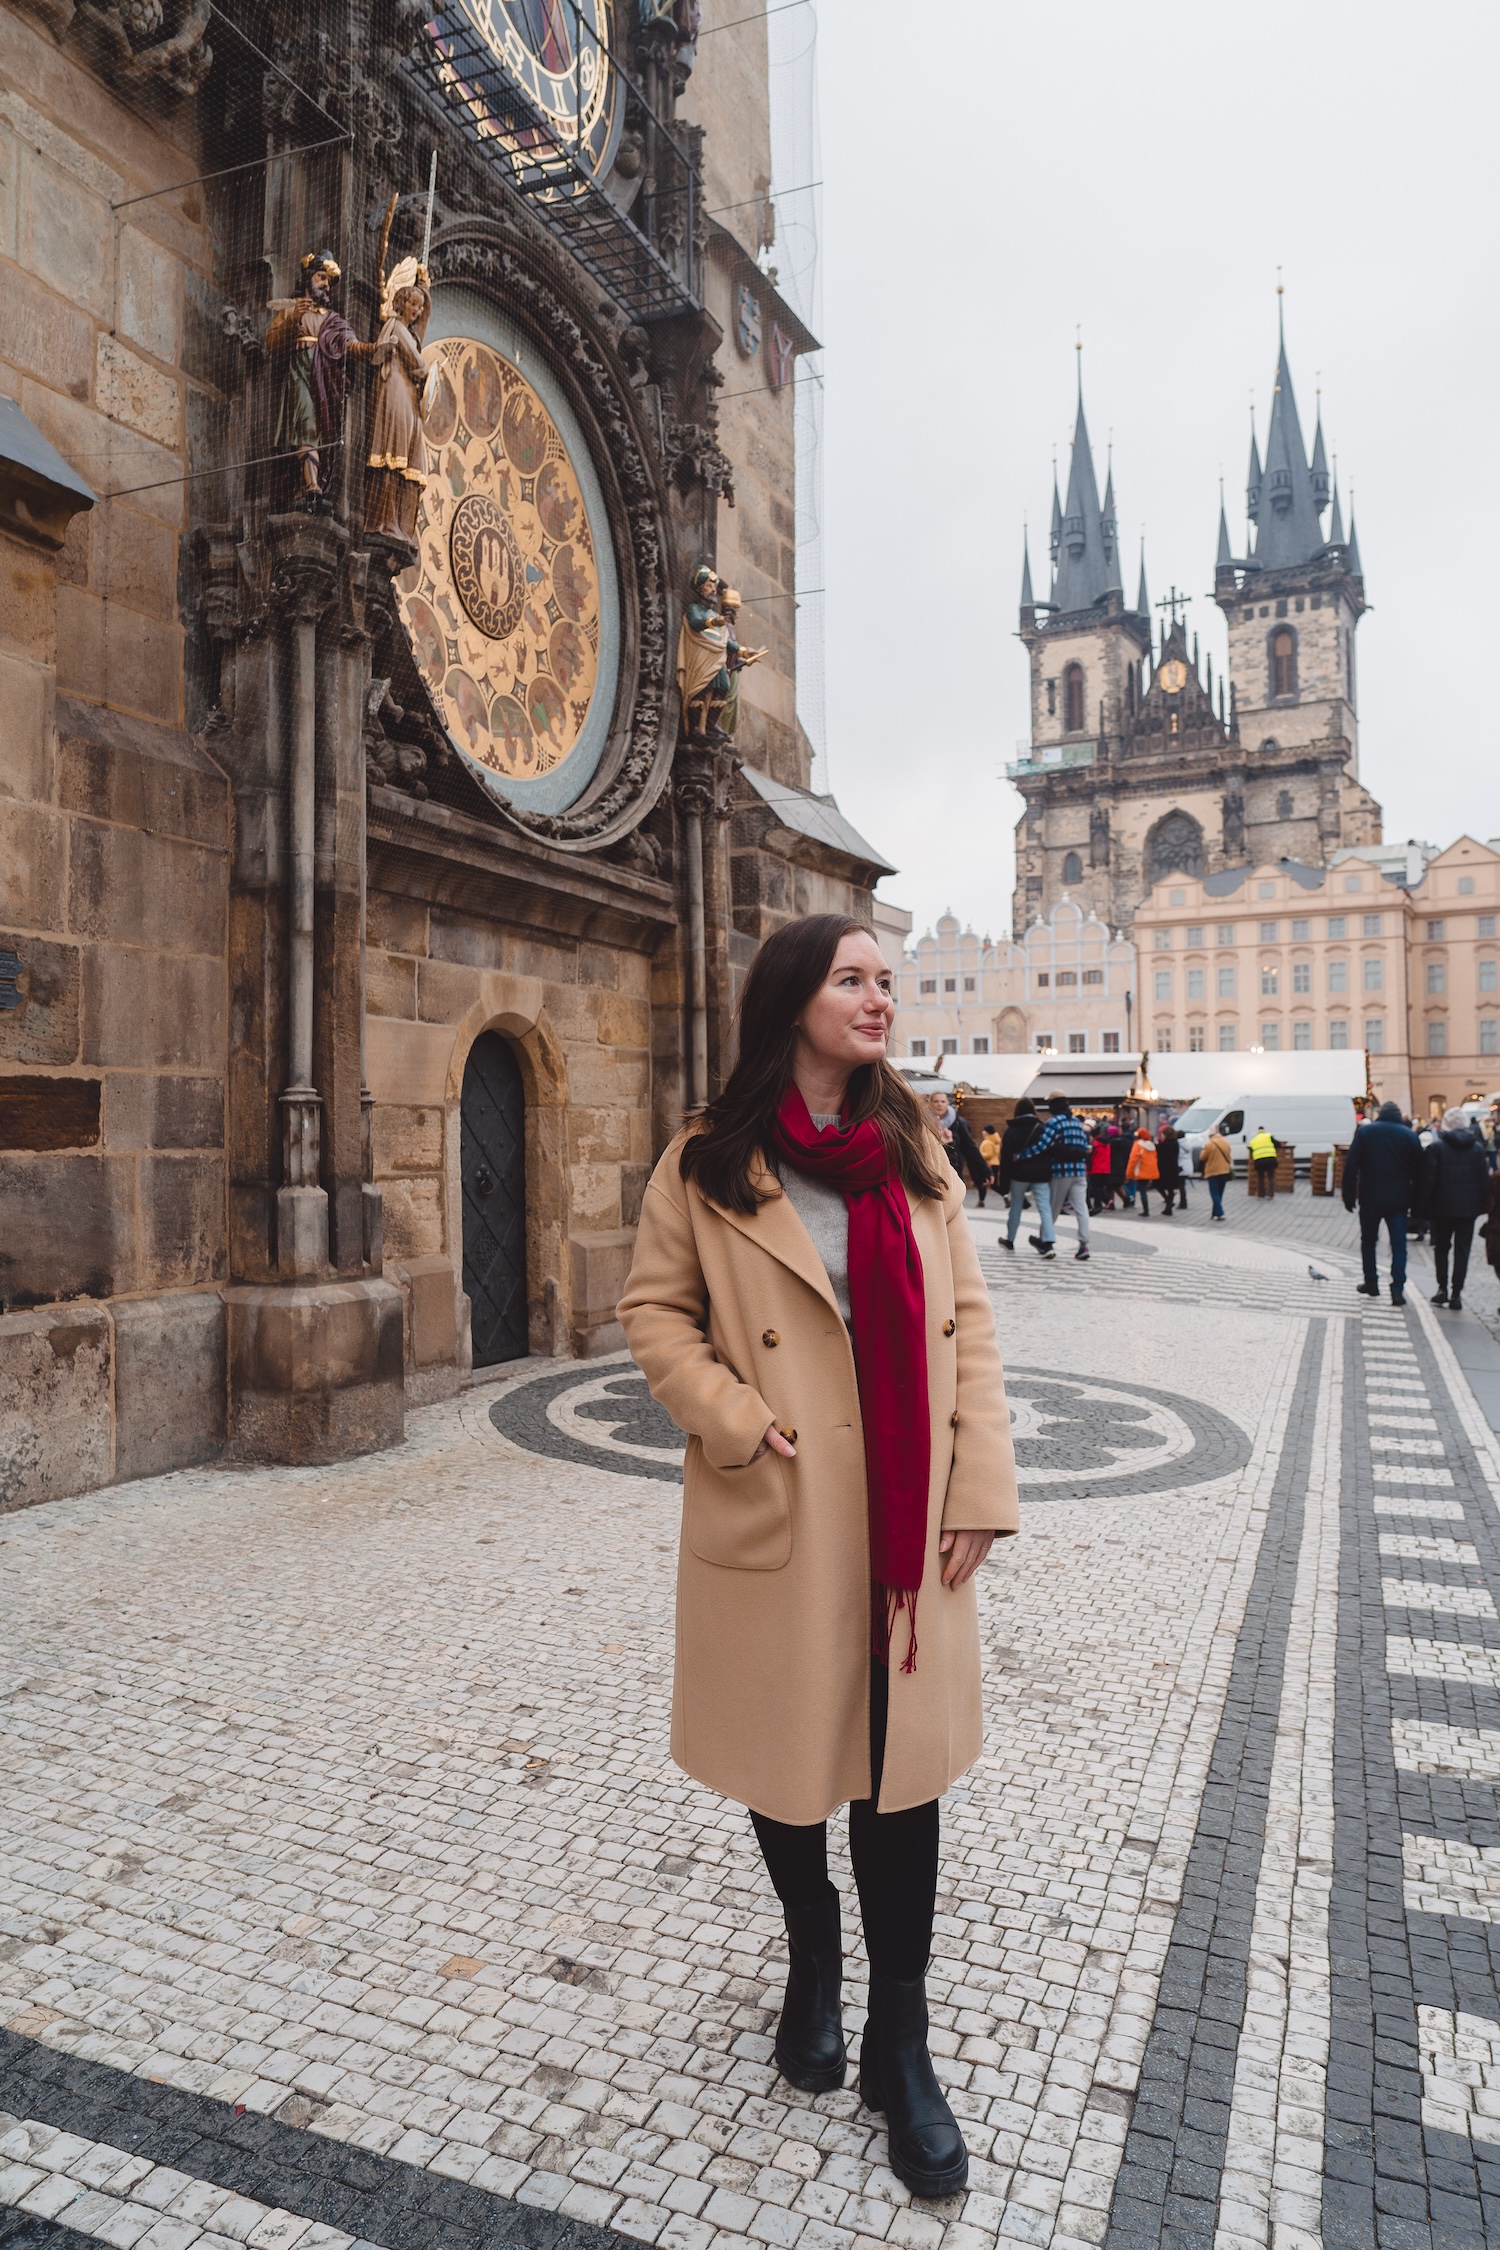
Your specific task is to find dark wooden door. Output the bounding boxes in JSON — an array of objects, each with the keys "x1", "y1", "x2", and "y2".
[{"x1": 461, "y1": 1031, "x2": 527, "y2": 1366}]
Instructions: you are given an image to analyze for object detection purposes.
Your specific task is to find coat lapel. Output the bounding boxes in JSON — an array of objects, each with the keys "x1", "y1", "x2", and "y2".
[{"x1": 696, "y1": 1159, "x2": 842, "y2": 1314}]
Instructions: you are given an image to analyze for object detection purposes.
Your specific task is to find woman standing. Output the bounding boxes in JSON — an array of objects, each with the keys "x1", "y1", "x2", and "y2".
[
  {"x1": 1155, "y1": 1123, "x2": 1183, "y2": 1216},
  {"x1": 1125, "y1": 1125, "x2": 1159, "y2": 1215},
  {"x1": 619, "y1": 916, "x2": 1019, "y2": 2198},
  {"x1": 1201, "y1": 1124, "x2": 1233, "y2": 1221}
]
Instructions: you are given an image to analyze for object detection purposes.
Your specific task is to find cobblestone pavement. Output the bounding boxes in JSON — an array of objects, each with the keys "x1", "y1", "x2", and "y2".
[{"x1": 4, "y1": 1200, "x2": 1500, "y2": 2250}]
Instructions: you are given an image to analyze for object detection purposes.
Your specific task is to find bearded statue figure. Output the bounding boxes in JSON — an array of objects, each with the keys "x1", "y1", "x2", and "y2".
[{"x1": 266, "y1": 251, "x2": 373, "y2": 512}]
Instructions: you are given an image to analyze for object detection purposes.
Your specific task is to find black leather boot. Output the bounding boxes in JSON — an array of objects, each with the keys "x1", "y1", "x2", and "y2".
[
  {"x1": 773, "y1": 1891, "x2": 846, "y2": 2092},
  {"x1": 858, "y1": 1974, "x2": 968, "y2": 2198}
]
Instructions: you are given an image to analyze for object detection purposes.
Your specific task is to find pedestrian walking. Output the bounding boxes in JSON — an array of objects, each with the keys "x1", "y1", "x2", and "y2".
[
  {"x1": 979, "y1": 1124, "x2": 1002, "y2": 1196},
  {"x1": 1421, "y1": 1105, "x2": 1491, "y2": 1311},
  {"x1": 1029, "y1": 1092, "x2": 1092, "y2": 1260},
  {"x1": 1087, "y1": 1124, "x2": 1114, "y2": 1215},
  {"x1": 997, "y1": 1097, "x2": 1054, "y2": 1257},
  {"x1": 950, "y1": 1105, "x2": 991, "y2": 1206},
  {"x1": 1248, "y1": 1126, "x2": 1279, "y2": 1196},
  {"x1": 1156, "y1": 1123, "x2": 1183, "y2": 1216},
  {"x1": 1109, "y1": 1113, "x2": 1133, "y2": 1208},
  {"x1": 1201, "y1": 1124, "x2": 1233, "y2": 1222},
  {"x1": 1342, "y1": 1099, "x2": 1424, "y2": 1306},
  {"x1": 1125, "y1": 1126, "x2": 1159, "y2": 1215},
  {"x1": 1484, "y1": 1166, "x2": 1500, "y2": 1292},
  {"x1": 618, "y1": 913, "x2": 1018, "y2": 2198}
]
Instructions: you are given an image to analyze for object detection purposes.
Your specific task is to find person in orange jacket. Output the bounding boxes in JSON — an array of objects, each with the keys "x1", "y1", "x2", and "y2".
[{"x1": 1125, "y1": 1125, "x2": 1160, "y2": 1217}]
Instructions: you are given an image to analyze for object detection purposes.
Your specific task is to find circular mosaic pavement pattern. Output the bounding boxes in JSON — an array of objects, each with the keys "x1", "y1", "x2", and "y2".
[{"x1": 488, "y1": 1360, "x2": 1250, "y2": 1502}]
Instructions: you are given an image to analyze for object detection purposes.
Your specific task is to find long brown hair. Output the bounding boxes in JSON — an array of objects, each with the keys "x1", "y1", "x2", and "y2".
[{"x1": 678, "y1": 912, "x2": 949, "y2": 1214}]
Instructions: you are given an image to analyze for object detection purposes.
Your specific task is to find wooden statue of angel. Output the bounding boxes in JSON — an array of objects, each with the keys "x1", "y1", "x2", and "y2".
[{"x1": 364, "y1": 251, "x2": 433, "y2": 545}]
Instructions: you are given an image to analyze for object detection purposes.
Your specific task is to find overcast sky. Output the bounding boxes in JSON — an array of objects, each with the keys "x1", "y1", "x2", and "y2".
[{"x1": 806, "y1": 0, "x2": 1500, "y2": 946}]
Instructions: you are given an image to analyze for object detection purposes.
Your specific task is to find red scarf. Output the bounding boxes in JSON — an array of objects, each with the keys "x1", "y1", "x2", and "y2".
[{"x1": 772, "y1": 1085, "x2": 930, "y2": 1670}]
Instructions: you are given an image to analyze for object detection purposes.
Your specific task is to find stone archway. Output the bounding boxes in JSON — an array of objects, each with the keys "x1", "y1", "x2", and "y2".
[
  {"x1": 460, "y1": 1031, "x2": 527, "y2": 1366},
  {"x1": 1144, "y1": 810, "x2": 1205, "y2": 886}
]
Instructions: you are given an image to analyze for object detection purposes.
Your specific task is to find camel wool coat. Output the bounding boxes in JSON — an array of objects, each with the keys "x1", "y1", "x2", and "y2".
[{"x1": 617, "y1": 1135, "x2": 1020, "y2": 1823}]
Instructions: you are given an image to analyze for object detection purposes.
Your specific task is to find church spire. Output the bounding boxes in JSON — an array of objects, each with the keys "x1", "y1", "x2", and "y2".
[
  {"x1": 1052, "y1": 369, "x2": 1116, "y2": 612},
  {"x1": 1246, "y1": 413, "x2": 1262, "y2": 523},
  {"x1": 1101, "y1": 462, "x2": 1122, "y2": 592},
  {"x1": 1327, "y1": 476, "x2": 1345, "y2": 548},
  {"x1": 1020, "y1": 530, "x2": 1035, "y2": 615},
  {"x1": 1310, "y1": 404, "x2": 1330, "y2": 512},
  {"x1": 1252, "y1": 306, "x2": 1326, "y2": 568},
  {"x1": 1347, "y1": 510, "x2": 1363, "y2": 579},
  {"x1": 1216, "y1": 492, "x2": 1233, "y2": 570},
  {"x1": 1135, "y1": 539, "x2": 1150, "y2": 621}
]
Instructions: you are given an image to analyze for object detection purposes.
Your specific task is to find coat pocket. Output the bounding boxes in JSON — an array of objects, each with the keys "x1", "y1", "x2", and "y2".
[{"x1": 684, "y1": 1436, "x2": 792, "y2": 1570}]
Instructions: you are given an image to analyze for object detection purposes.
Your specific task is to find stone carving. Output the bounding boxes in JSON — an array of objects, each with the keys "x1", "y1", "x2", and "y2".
[
  {"x1": 1089, "y1": 803, "x2": 1110, "y2": 868},
  {"x1": 266, "y1": 252, "x2": 371, "y2": 513},
  {"x1": 665, "y1": 418, "x2": 735, "y2": 503},
  {"x1": 1145, "y1": 809, "x2": 1206, "y2": 884},
  {"x1": 639, "y1": 0, "x2": 701, "y2": 72},
  {"x1": 1222, "y1": 772, "x2": 1246, "y2": 855},
  {"x1": 219, "y1": 303, "x2": 266, "y2": 363},
  {"x1": 23, "y1": 0, "x2": 213, "y2": 94},
  {"x1": 364, "y1": 257, "x2": 432, "y2": 544},
  {"x1": 363, "y1": 678, "x2": 429, "y2": 799}
]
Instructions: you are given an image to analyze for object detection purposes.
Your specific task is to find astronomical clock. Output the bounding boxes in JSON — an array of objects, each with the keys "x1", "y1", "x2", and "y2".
[
  {"x1": 394, "y1": 301, "x2": 621, "y2": 814},
  {"x1": 424, "y1": 0, "x2": 623, "y2": 189}
]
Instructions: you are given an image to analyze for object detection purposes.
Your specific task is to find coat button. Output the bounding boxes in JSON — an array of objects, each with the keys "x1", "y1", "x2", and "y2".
[
  {"x1": 950, "y1": 1411, "x2": 960, "y2": 1427},
  {"x1": 942, "y1": 1318, "x2": 956, "y2": 1336},
  {"x1": 780, "y1": 1427, "x2": 798, "y2": 1444},
  {"x1": 762, "y1": 1329, "x2": 780, "y2": 1347}
]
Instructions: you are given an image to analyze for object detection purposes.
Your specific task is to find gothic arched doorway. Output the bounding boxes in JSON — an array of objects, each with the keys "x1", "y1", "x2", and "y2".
[{"x1": 461, "y1": 1030, "x2": 527, "y2": 1366}]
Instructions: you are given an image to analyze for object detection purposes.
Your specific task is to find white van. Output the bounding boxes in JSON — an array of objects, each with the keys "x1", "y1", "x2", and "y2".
[{"x1": 1175, "y1": 1092, "x2": 1362, "y2": 1170}]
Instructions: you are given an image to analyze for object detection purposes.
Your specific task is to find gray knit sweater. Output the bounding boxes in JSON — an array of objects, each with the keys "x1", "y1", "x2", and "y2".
[{"x1": 779, "y1": 1110, "x2": 851, "y2": 1322}]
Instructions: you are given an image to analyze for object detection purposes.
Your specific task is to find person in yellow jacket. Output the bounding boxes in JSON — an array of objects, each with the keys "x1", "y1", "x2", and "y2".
[
  {"x1": 1124, "y1": 1126, "x2": 1159, "y2": 1217},
  {"x1": 978, "y1": 1126, "x2": 1001, "y2": 1190},
  {"x1": 1248, "y1": 1127, "x2": 1279, "y2": 1197},
  {"x1": 1201, "y1": 1127, "x2": 1233, "y2": 1221}
]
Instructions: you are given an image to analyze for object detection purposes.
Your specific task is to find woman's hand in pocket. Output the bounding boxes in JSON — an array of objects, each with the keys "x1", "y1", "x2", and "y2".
[
  {"x1": 939, "y1": 1528, "x2": 995, "y2": 1587},
  {"x1": 750, "y1": 1421, "x2": 798, "y2": 1462}
]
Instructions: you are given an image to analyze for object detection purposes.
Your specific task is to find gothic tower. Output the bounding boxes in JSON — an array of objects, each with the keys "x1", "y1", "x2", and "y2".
[{"x1": 1214, "y1": 309, "x2": 1381, "y2": 860}]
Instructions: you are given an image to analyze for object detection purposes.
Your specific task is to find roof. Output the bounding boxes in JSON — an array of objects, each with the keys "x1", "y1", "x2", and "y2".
[
  {"x1": 0, "y1": 395, "x2": 95, "y2": 548},
  {"x1": 1199, "y1": 858, "x2": 1327, "y2": 898},
  {"x1": 739, "y1": 766, "x2": 895, "y2": 875},
  {"x1": 1052, "y1": 382, "x2": 1117, "y2": 614},
  {"x1": 1249, "y1": 321, "x2": 1332, "y2": 571}
]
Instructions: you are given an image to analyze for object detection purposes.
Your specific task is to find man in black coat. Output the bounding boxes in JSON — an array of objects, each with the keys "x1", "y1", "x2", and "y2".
[
  {"x1": 997, "y1": 1097, "x2": 1054, "y2": 1258},
  {"x1": 1342, "y1": 1100, "x2": 1424, "y2": 1306},
  {"x1": 1420, "y1": 1107, "x2": 1491, "y2": 1310}
]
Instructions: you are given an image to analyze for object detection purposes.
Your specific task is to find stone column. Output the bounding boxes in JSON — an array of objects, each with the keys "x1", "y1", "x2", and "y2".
[{"x1": 674, "y1": 745, "x2": 738, "y2": 1104}]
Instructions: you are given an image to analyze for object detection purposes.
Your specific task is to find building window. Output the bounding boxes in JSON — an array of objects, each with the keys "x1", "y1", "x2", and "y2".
[
  {"x1": 1260, "y1": 965, "x2": 1279, "y2": 996},
  {"x1": 1170, "y1": 888, "x2": 1186, "y2": 906},
  {"x1": 1345, "y1": 876, "x2": 1363, "y2": 892},
  {"x1": 963, "y1": 976, "x2": 975, "y2": 992},
  {"x1": 1258, "y1": 882, "x2": 1276, "y2": 899},
  {"x1": 941, "y1": 1037, "x2": 958, "y2": 1055},
  {"x1": 1363, "y1": 914, "x2": 1382, "y2": 935},
  {"x1": 1427, "y1": 960, "x2": 1446, "y2": 994},
  {"x1": 1068, "y1": 1032, "x2": 1087, "y2": 1054},
  {"x1": 1218, "y1": 965, "x2": 1237, "y2": 997},
  {"x1": 1154, "y1": 970, "x2": 1172, "y2": 1001},
  {"x1": 1270, "y1": 626, "x2": 1297, "y2": 697},
  {"x1": 1481, "y1": 1019, "x2": 1499, "y2": 1055},
  {"x1": 1064, "y1": 663, "x2": 1085, "y2": 731},
  {"x1": 1427, "y1": 1020, "x2": 1447, "y2": 1056},
  {"x1": 919, "y1": 978, "x2": 936, "y2": 995},
  {"x1": 1328, "y1": 916, "x2": 1347, "y2": 939},
  {"x1": 1036, "y1": 972, "x2": 1050, "y2": 988},
  {"x1": 1083, "y1": 968, "x2": 1103, "y2": 985},
  {"x1": 909, "y1": 1039, "x2": 927, "y2": 1056},
  {"x1": 1046, "y1": 677, "x2": 1056, "y2": 715},
  {"x1": 1154, "y1": 1026, "x2": 1173, "y2": 1051},
  {"x1": 1154, "y1": 927, "x2": 1172, "y2": 948},
  {"x1": 1259, "y1": 920, "x2": 1278, "y2": 941},
  {"x1": 1216, "y1": 923, "x2": 1236, "y2": 944},
  {"x1": 1261, "y1": 1021, "x2": 1281, "y2": 1049},
  {"x1": 1292, "y1": 960, "x2": 1312, "y2": 993},
  {"x1": 943, "y1": 978, "x2": 956, "y2": 993},
  {"x1": 971, "y1": 1036, "x2": 990, "y2": 1054},
  {"x1": 1062, "y1": 851, "x2": 1083, "y2": 885},
  {"x1": 1057, "y1": 971, "x2": 1077, "y2": 987},
  {"x1": 1186, "y1": 925, "x2": 1203, "y2": 947},
  {"x1": 1188, "y1": 1024, "x2": 1206, "y2": 1052},
  {"x1": 1277, "y1": 789, "x2": 1293, "y2": 819},
  {"x1": 1293, "y1": 1019, "x2": 1312, "y2": 1050},
  {"x1": 1329, "y1": 1019, "x2": 1349, "y2": 1049},
  {"x1": 1187, "y1": 967, "x2": 1206, "y2": 999},
  {"x1": 1291, "y1": 918, "x2": 1310, "y2": 941},
  {"x1": 1328, "y1": 959, "x2": 1348, "y2": 992},
  {"x1": 1365, "y1": 1017, "x2": 1385, "y2": 1052},
  {"x1": 1459, "y1": 877, "x2": 1476, "y2": 895},
  {"x1": 1480, "y1": 915, "x2": 1497, "y2": 938},
  {"x1": 1363, "y1": 958, "x2": 1383, "y2": 990},
  {"x1": 1102, "y1": 1031, "x2": 1121, "y2": 1053},
  {"x1": 1480, "y1": 958, "x2": 1498, "y2": 992},
  {"x1": 1218, "y1": 1022, "x2": 1237, "y2": 1050},
  {"x1": 1035, "y1": 1032, "x2": 1054, "y2": 1051},
  {"x1": 1427, "y1": 920, "x2": 1445, "y2": 939}
]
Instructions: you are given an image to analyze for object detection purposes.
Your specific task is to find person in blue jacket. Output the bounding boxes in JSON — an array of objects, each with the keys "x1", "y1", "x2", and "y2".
[{"x1": 1342, "y1": 1101, "x2": 1424, "y2": 1306}]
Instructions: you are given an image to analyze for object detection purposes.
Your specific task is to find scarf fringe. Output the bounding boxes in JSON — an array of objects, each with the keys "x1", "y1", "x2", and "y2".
[{"x1": 873, "y1": 1583, "x2": 919, "y2": 1675}]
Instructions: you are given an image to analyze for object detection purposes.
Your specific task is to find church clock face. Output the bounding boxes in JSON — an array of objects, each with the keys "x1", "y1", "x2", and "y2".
[
  {"x1": 397, "y1": 335, "x2": 612, "y2": 798},
  {"x1": 426, "y1": 0, "x2": 622, "y2": 187}
]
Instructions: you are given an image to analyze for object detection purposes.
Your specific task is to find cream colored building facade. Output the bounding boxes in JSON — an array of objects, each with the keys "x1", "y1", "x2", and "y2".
[
  {"x1": 1404, "y1": 839, "x2": 1500, "y2": 1118},
  {"x1": 892, "y1": 898, "x2": 1136, "y2": 1060}
]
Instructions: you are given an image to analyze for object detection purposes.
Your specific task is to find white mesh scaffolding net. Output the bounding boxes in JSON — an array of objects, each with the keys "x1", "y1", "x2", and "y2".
[{"x1": 767, "y1": 2, "x2": 825, "y2": 787}]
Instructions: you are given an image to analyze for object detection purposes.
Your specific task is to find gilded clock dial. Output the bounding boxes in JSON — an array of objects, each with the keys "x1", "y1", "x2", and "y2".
[
  {"x1": 398, "y1": 336, "x2": 604, "y2": 787},
  {"x1": 426, "y1": 0, "x2": 621, "y2": 187}
]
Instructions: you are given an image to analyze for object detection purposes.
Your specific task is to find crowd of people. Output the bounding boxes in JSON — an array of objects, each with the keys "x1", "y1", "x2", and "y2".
[
  {"x1": 1342, "y1": 1100, "x2": 1500, "y2": 1309},
  {"x1": 925, "y1": 1093, "x2": 1228, "y2": 1260}
]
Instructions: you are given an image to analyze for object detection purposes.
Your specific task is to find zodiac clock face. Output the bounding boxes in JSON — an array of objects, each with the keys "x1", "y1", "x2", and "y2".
[
  {"x1": 396, "y1": 334, "x2": 613, "y2": 800},
  {"x1": 427, "y1": 0, "x2": 622, "y2": 185}
]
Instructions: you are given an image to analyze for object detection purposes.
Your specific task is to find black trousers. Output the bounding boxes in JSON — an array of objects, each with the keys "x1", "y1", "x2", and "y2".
[
  {"x1": 1432, "y1": 1217, "x2": 1476, "y2": 1294},
  {"x1": 750, "y1": 1659, "x2": 939, "y2": 1981}
]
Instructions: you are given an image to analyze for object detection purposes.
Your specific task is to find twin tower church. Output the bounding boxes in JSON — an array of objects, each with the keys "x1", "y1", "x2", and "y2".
[{"x1": 1009, "y1": 319, "x2": 1380, "y2": 938}]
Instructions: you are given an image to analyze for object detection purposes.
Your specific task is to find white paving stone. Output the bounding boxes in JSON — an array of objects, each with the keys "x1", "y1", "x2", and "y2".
[
  {"x1": 1402, "y1": 1834, "x2": 1500, "y2": 1924},
  {"x1": 1391, "y1": 1723, "x2": 1500, "y2": 1781}
]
